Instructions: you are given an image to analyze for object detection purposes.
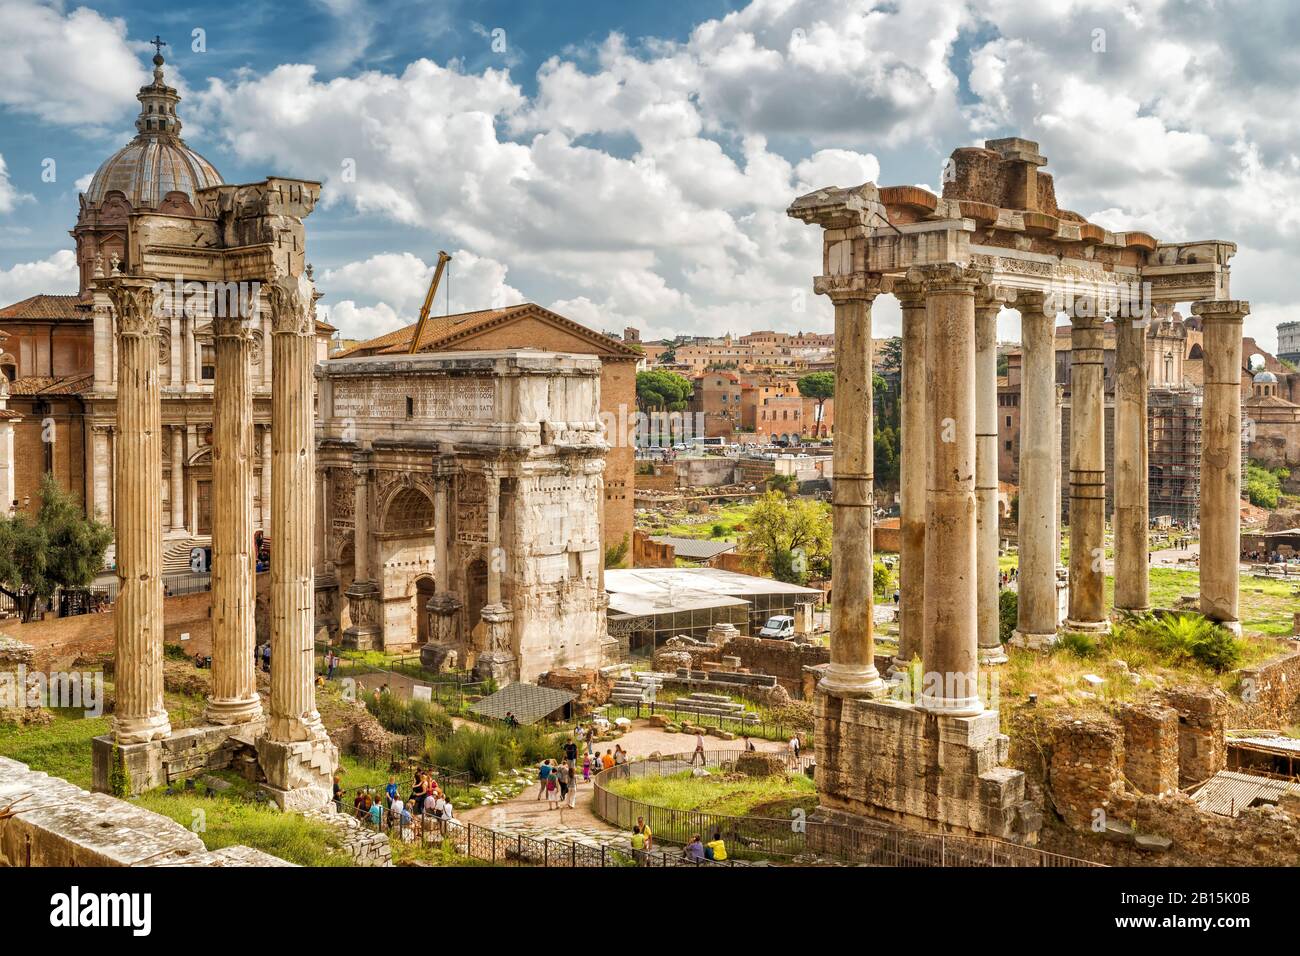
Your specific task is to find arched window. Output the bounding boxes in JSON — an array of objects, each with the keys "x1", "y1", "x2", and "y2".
[{"x1": 383, "y1": 487, "x2": 434, "y2": 534}]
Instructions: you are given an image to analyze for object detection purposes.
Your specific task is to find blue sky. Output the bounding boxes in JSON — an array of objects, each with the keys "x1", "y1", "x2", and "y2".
[{"x1": 3, "y1": 0, "x2": 1299, "y2": 349}]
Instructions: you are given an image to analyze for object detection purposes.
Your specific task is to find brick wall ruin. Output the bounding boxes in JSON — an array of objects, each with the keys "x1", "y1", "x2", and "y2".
[{"x1": 1033, "y1": 686, "x2": 1300, "y2": 865}]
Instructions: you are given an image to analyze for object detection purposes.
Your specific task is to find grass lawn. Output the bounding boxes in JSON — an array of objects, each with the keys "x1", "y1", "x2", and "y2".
[
  {"x1": 0, "y1": 709, "x2": 108, "y2": 789},
  {"x1": 135, "y1": 775, "x2": 351, "y2": 867},
  {"x1": 604, "y1": 767, "x2": 817, "y2": 817},
  {"x1": 648, "y1": 502, "x2": 759, "y2": 540}
]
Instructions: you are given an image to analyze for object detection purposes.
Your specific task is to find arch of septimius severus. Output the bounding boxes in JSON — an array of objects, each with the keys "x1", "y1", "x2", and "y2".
[{"x1": 789, "y1": 137, "x2": 1244, "y2": 842}]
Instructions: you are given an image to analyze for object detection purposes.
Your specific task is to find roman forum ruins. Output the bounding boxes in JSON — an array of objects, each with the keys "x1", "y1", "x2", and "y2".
[
  {"x1": 86, "y1": 50, "x2": 337, "y2": 810},
  {"x1": 789, "y1": 137, "x2": 1244, "y2": 841}
]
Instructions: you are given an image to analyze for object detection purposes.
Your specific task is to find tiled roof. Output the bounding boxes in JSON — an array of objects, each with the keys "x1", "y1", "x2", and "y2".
[
  {"x1": 337, "y1": 303, "x2": 640, "y2": 359},
  {"x1": 469, "y1": 682, "x2": 576, "y2": 725},
  {"x1": 648, "y1": 536, "x2": 738, "y2": 560},
  {"x1": 8, "y1": 374, "x2": 93, "y2": 396},
  {"x1": 0, "y1": 295, "x2": 86, "y2": 321}
]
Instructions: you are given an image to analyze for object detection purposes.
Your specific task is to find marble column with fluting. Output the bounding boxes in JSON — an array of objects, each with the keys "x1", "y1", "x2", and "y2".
[
  {"x1": 1067, "y1": 309, "x2": 1108, "y2": 629},
  {"x1": 1192, "y1": 299, "x2": 1248, "y2": 633},
  {"x1": 915, "y1": 265, "x2": 981, "y2": 715},
  {"x1": 343, "y1": 457, "x2": 382, "y2": 648},
  {"x1": 260, "y1": 426, "x2": 272, "y2": 530},
  {"x1": 170, "y1": 426, "x2": 185, "y2": 533},
  {"x1": 894, "y1": 281, "x2": 927, "y2": 670},
  {"x1": 1015, "y1": 293, "x2": 1059, "y2": 646},
  {"x1": 206, "y1": 315, "x2": 263, "y2": 725},
  {"x1": 1113, "y1": 313, "x2": 1151, "y2": 612},
  {"x1": 266, "y1": 273, "x2": 327, "y2": 743},
  {"x1": 821, "y1": 285, "x2": 885, "y2": 698},
  {"x1": 975, "y1": 293, "x2": 1007, "y2": 664},
  {"x1": 103, "y1": 275, "x2": 171, "y2": 744}
]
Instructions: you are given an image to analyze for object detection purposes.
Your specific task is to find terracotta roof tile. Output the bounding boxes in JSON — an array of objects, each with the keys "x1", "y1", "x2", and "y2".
[
  {"x1": 0, "y1": 295, "x2": 86, "y2": 321},
  {"x1": 337, "y1": 303, "x2": 639, "y2": 359}
]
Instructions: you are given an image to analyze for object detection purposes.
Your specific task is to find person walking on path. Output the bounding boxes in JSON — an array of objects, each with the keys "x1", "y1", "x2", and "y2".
[
  {"x1": 690, "y1": 732, "x2": 706, "y2": 766},
  {"x1": 536, "y1": 759, "x2": 553, "y2": 800},
  {"x1": 546, "y1": 764, "x2": 561, "y2": 809},
  {"x1": 567, "y1": 761, "x2": 579, "y2": 808}
]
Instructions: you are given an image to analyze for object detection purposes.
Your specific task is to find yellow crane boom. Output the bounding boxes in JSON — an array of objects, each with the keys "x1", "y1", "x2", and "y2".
[{"x1": 407, "y1": 251, "x2": 452, "y2": 353}]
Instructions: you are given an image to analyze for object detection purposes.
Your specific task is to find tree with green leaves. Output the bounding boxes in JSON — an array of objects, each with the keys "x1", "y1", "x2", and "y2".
[
  {"x1": 797, "y1": 371, "x2": 835, "y2": 438},
  {"x1": 635, "y1": 369, "x2": 693, "y2": 411},
  {"x1": 0, "y1": 474, "x2": 114, "y2": 621},
  {"x1": 878, "y1": 336, "x2": 902, "y2": 375},
  {"x1": 738, "y1": 491, "x2": 831, "y2": 584}
]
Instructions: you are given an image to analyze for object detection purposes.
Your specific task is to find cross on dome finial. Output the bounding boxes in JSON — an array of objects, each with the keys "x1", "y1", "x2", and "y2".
[{"x1": 151, "y1": 35, "x2": 167, "y2": 60}]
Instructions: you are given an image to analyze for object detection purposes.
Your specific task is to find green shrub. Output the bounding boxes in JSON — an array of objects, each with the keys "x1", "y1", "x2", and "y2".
[
  {"x1": 1133, "y1": 612, "x2": 1244, "y2": 672},
  {"x1": 365, "y1": 693, "x2": 453, "y2": 737},
  {"x1": 998, "y1": 590, "x2": 1017, "y2": 644},
  {"x1": 1057, "y1": 631, "x2": 1100, "y2": 659},
  {"x1": 427, "y1": 724, "x2": 562, "y2": 782}
]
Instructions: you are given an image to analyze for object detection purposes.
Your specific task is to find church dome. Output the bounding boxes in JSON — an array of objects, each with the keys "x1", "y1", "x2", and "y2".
[
  {"x1": 83, "y1": 50, "x2": 222, "y2": 209},
  {"x1": 1253, "y1": 370, "x2": 1278, "y2": 384}
]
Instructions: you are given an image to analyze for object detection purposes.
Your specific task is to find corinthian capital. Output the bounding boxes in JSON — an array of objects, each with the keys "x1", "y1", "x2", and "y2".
[
  {"x1": 813, "y1": 271, "x2": 886, "y2": 303},
  {"x1": 268, "y1": 272, "x2": 317, "y2": 336},
  {"x1": 906, "y1": 262, "x2": 990, "y2": 295},
  {"x1": 100, "y1": 275, "x2": 162, "y2": 338}
]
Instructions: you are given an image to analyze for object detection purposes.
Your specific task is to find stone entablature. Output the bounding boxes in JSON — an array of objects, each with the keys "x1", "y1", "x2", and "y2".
[{"x1": 317, "y1": 350, "x2": 609, "y2": 683}]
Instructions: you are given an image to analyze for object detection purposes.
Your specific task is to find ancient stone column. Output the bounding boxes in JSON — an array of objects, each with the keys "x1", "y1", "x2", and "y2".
[
  {"x1": 1113, "y1": 313, "x2": 1151, "y2": 612},
  {"x1": 425, "y1": 470, "x2": 462, "y2": 658},
  {"x1": 1067, "y1": 309, "x2": 1108, "y2": 630},
  {"x1": 103, "y1": 275, "x2": 171, "y2": 744},
  {"x1": 976, "y1": 293, "x2": 1007, "y2": 664},
  {"x1": 894, "y1": 280, "x2": 926, "y2": 670},
  {"x1": 258, "y1": 272, "x2": 336, "y2": 809},
  {"x1": 169, "y1": 426, "x2": 185, "y2": 533},
  {"x1": 476, "y1": 469, "x2": 516, "y2": 681},
  {"x1": 1054, "y1": 384, "x2": 1064, "y2": 575},
  {"x1": 206, "y1": 314, "x2": 263, "y2": 725},
  {"x1": 260, "y1": 426, "x2": 272, "y2": 530},
  {"x1": 821, "y1": 283, "x2": 885, "y2": 698},
  {"x1": 1015, "y1": 293, "x2": 1058, "y2": 647},
  {"x1": 1192, "y1": 299, "x2": 1248, "y2": 633},
  {"x1": 344, "y1": 458, "x2": 381, "y2": 649},
  {"x1": 915, "y1": 264, "x2": 981, "y2": 715}
]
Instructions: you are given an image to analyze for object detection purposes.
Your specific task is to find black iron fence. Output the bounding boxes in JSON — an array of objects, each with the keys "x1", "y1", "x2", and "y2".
[
  {"x1": 599, "y1": 700, "x2": 799, "y2": 743},
  {"x1": 592, "y1": 751, "x2": 1100, "y2": 867}
]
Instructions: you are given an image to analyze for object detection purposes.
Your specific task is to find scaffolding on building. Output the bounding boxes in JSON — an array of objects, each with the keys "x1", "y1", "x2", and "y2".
[{"x1": 1148, "y1": 387, "x2": 1202, "y2": 524}]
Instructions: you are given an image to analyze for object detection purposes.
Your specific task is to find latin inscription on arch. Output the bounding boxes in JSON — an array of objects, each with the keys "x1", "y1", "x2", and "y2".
[{"x1": 332, "y1": 377, "x2": 495, "y2": 421}]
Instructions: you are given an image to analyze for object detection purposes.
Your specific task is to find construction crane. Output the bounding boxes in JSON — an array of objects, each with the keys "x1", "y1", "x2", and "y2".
[{"x1": 407, "y1": 250, "x2": 452, "y2": 354}]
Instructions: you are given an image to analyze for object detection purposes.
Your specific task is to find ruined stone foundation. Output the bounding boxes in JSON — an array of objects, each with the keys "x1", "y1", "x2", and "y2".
[{"x1": 813, "y1": 693, "x2": 1041, "y2": 844}]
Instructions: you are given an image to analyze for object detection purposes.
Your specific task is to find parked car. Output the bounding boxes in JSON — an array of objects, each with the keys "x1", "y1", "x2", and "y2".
[{"x1": 759, "y1": 615, "x2": 796, "y2": 639}]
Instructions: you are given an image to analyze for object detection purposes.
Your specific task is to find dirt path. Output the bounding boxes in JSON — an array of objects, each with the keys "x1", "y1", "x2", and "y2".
[{"x1": 457, "y1": 720, "x2": 789, "y2": 844}]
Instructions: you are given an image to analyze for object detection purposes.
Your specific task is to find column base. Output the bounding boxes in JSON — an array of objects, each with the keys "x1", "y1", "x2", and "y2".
[
  {"x1": 341, "y1": 626, "x2": 382, "y2": 651},
  {"x1": 978, "y1": 645, "x2": 1009, "y2": 665},
  {"x1": 473, "y1": 652, "x2": 518, "y2": 684},
  {"x1": 817, "y1": 662, "x2": 887, "y2": 699},
  {"x1": 1211, "y1": 619, "x2": 1242, "y2": 637},
  {"x1": 1063, "y1": 618, "x2": 1110, "y2": 633},
  {"x1": 256, "y1": 734, "x2": 338, "y2": 812},
  {"x1": 112, "y1": 711, "x2": 173, "y2": 745},
  {"x1": 916, "y1": 693, "x2": 984, "y2": 717},
  {"x1": 1009, "y1": 629, "x2": 1057, "y2": 651},
  {"x1": 204, "y1": 696, "x2": 264, "y2": 726}
]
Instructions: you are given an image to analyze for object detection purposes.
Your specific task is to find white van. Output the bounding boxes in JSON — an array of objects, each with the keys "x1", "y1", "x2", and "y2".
[{"x1": 759, "y1": 615, "x2": 796, "y2": 639}]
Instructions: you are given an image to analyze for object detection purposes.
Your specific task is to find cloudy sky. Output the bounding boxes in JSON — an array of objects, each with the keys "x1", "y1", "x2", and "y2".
[{"x1": 1, "y1": 0, "x2": 1297, "y2": 348}]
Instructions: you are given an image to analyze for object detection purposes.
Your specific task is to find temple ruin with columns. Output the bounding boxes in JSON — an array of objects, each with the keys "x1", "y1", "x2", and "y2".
[
  {"x1": 81, "y1": 53, "x2": 337, "y2": 810},
  {"x1": 788, "y1": 137, "x2": 1246, "y2": 843}
]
